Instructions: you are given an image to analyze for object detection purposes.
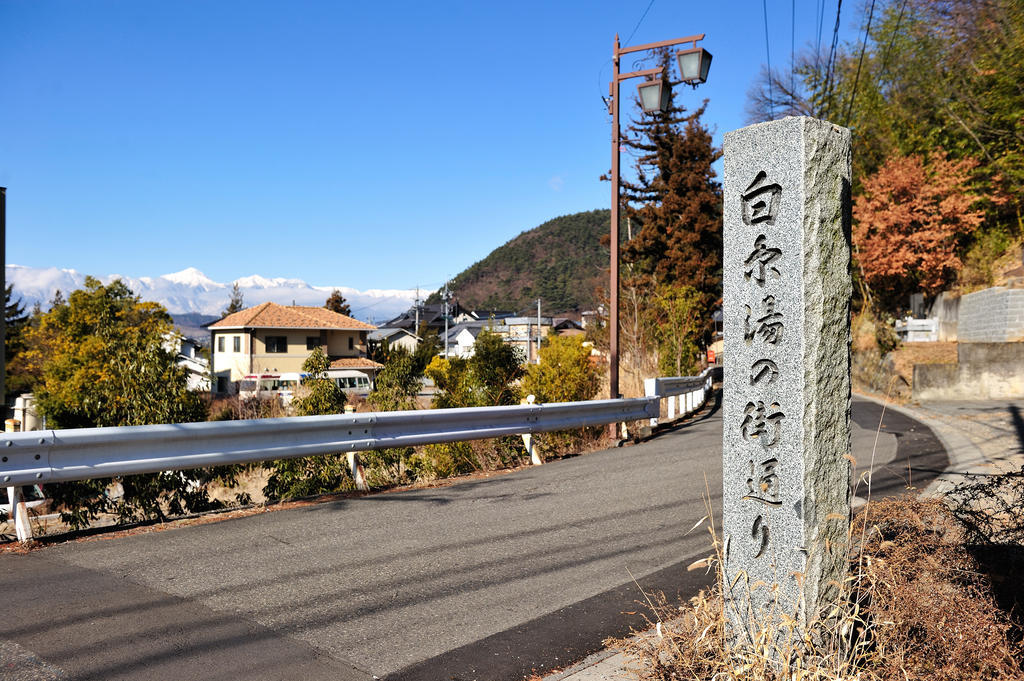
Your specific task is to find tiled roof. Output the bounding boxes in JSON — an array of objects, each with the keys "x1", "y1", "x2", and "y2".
[
  {"x1": 209, "y1": 302, "x2": 376, "y2": 331},
  {"x1": 329, "y1": 357, "x2": 385, "y2": 370}
]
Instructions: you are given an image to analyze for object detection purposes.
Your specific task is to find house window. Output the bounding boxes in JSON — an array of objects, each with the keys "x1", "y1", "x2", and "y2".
[
  {"x1": 306, "y1": 336, "x2": 319, "y2": 351},
  {"x1": 217, "y1": 336, "x2": 225, "y2": 353},
  {"x1": 233, "y1": 336, "x2": 241, "y2": 353},
  {"x1": 348, "y1": 336, "x2": 354, "y2": 351},
  {"x1": 266, "y1": 336, "x2": 288, "y2": 353},
  {"x1": 216, "y1": 376, "x2": 229, "y2": 393}
]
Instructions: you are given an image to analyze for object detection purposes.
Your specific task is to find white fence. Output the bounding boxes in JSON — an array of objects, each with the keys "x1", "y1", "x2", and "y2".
[
  {"x1": 895, "y1": 317, "x2": 939, "y2": 342},
  {"x1": 2, "y1": 371, "x2": 716, "y2": 542}
]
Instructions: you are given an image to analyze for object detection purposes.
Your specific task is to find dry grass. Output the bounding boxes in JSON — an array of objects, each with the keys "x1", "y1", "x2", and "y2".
[{"x1": 611, "y1": 493, "x2": 1024, "y2": 681}]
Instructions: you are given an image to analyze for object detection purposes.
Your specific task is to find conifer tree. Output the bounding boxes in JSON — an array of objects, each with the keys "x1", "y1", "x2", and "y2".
[
  {"x1": 324, "y1": 289, "x2": 352, "y2": 316},
  {"x1": 618, "y1": 53, "x2": 723, "y2": 329},
  {"x1": 222, "y1": 282, "x2": 244, "y2": 317}
]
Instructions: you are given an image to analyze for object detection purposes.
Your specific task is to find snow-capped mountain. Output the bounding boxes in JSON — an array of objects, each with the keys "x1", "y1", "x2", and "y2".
[{"x1": 5, "y1": 265, "x2": 417, "y2": 324}]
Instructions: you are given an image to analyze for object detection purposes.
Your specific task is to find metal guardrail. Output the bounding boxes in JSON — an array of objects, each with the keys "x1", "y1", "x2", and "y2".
[
  {"x1": 2, "y1": 370, "x2": 716, "y2": 542},
  {"x1": 0, "y1": 397, "x2": 658, "y2": 488},
  {"x1": 643, "y1": 367, "x2": 715, "y2": 426}
]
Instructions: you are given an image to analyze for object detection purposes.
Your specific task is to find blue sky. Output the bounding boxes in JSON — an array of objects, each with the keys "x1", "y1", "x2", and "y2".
[{"x1": 1, "y1": 1, "x2": 861, "y2": 293}]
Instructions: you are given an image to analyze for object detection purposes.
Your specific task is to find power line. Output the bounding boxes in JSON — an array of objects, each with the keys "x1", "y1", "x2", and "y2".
[
  {"x1": 623, "y1": 0, "x2": 656, "y2": 47},
  {"x1": 845, "y1": 0, "x2": 878, "y2": 124},
  {"x1": 875, "y1": 0, "x2": 908, "y2": 89},
  {"x1": 823, "y1": 0, "x2": 844, "y2": 119},
  {"x1": 816, "y1": 0, "x2": 828, "y2": 65},
  {"x1": 791, "y1": 0, "x2": 796, "y2": 100},
  {"x1": 763, "y1": 0, "x2": 774, "y2": 118}
]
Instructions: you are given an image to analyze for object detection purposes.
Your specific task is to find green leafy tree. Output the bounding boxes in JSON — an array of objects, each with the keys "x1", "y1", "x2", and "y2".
[
  {"x1": 522, "y1": 334, "x2": 599, "y2": 403},
  {"x1": 23, "y1": 277, "x2": 206, "y2": 429},
  {"x1": 17, "y1": 277, "x2": 226, "y2": 529},
  {"x1": 324, "y1": 289, "x2": 352, "y2": 316},
  {"x1": 368, "y1": 346, "x2": 421, "y2": 411},
  {"x1": 469, "y1": 330, "x2": 524, "y2": 406},
  {"x1": 223, "y1": 282, "x2": 244, "y2": 317},
  {"x1": 425, "y1": 329, "x2": 524, "y2": 408},
  {"x1": 652, "y1": 283, "x2": 704, "y2": 376},
  {"x1": 264, "y1": 347, "x2": 350, "y2": 500},
  {"x1": 292, "y1": 347, "x2": 347, "y2": 416}
]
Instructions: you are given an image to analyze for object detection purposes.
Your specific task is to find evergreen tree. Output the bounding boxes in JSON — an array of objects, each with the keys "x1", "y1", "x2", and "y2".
[
  {"x1": 618, "y1": 54, "x2": 723, "y2": 330},
  {"x1": 222, "y1": 283, "x2": 244, "y2": 317},
  {"x1": 325, "y1": 289, "x2": 352, "y2": 316},
  {"x1": 5, "y1": 284, "x2": 29, "y2": 376}
]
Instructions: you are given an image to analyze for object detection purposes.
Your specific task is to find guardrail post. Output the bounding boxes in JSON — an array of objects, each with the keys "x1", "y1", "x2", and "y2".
[
  {"x1": 667, "y1": 395, "x2": 676, "y2": 420},
  {"x1": 642, "y1": 378, "x2": 659, "y2": 427},
  {"x1": 346, "y1": 452, "x2": 369, "y2": 491},
  {"x1": 4, "y1": 417, "x2": 32, "y2": 542},
  {"x1": 5, "y1": 486, "x2": 32, "y2": 542},
  {"x1": 521, "y1": 433, "x2": 543, "y2": 465}
]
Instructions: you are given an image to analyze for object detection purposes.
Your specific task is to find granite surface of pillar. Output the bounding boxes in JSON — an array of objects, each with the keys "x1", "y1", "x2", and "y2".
[{"x1": 721, "y1": 116, "x2": 852, "y2": 647}]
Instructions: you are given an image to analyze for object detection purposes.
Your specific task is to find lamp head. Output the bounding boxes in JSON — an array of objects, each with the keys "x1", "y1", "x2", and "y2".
[
  {"x1": 637, "y1": 77, "x2": 670, "y2": 113},
  {"x1": 676, "y1": 46, "x2": 712, "y2": 85}
]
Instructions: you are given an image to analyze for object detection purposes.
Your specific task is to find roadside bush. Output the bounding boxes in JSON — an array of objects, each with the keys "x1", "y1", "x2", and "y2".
[
  {"x1": 522, "y1": 334, "x2": 600, "y2": 403},
  {"x1": 263, "y1": 348, "x2": 350, "y2": 500},
  {"x1": 406, "y1": 442, "x2": 479, "y2": 481},
  {"x1": 523, "y1": 333, "x2": 607, "y2": 458}
]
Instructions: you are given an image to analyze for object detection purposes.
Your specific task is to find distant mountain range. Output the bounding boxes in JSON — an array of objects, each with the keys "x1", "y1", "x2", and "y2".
[{"x1": 5, "y1": 265, "x2": 417, "y2": 325}]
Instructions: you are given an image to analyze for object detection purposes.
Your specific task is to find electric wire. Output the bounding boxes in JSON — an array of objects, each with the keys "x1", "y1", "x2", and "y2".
[
  {"x1": 623, "y1": 0, "x2": 656, "y2": 47},
  {"x1": 763, "y1": 0, "x2": 774, "y2": 118},
  {"x1": 875, "y1": 0, "x2": 908, "y2": 90},
  {"x1": 823, "y1": 0, "x2": 844, "y2": 119},
  {"x1": 844, "y1": 0, "x2": 878, "y2": 124},
  {"x1": 791, "y1": 0, "x2": 796, "y2": 102},
  {"x1": 816, "y1": 0, "x2": 828, "y2": 65}
]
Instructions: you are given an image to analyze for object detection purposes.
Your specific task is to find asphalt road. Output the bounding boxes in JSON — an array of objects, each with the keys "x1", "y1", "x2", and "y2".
[{"x1": 0, "y1": 394, "x2": 945, "y2": 681}]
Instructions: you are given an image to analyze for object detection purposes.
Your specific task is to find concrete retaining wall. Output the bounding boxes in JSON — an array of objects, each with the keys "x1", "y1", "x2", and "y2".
[
  {"x1": 913, "y1": 342, "x2": 1024, "y2": 400},
  {"x1": 927, "y1": 291, "x2": 960, "y2": 342}
]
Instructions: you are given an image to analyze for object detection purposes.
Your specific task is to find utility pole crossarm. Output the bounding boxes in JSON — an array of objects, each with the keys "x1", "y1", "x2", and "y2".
[{"x1": 616, "y1": 33, "x2": 705, "y2": 57}]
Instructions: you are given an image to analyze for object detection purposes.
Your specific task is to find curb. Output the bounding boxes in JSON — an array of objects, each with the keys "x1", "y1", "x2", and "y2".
[{"x1": 852, "y1": 392, "x2": 989, "y2": 497}]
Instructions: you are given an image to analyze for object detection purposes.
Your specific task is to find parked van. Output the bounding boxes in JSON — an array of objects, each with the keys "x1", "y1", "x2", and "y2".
[
  {"x1": 238, "y1": 372, "x2": 305, "y2": 405},
  {"x1": 325, "y1": 369, "x2": 373, "y2": 396}
]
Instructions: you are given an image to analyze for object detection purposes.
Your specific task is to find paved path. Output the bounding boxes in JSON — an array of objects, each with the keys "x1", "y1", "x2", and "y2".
[{"x1": 0, "y1": 394, "x2": 944, "y2": 681}]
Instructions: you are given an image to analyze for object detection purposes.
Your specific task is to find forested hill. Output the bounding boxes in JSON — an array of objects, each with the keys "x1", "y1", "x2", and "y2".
[{"x1": 428, "y1": 209, "x2": 610, "y2": 313}]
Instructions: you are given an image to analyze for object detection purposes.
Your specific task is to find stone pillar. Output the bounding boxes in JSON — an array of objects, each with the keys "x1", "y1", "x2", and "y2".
[{"x1": 722, "y1": 116, "x2": 852, "y2": 649}]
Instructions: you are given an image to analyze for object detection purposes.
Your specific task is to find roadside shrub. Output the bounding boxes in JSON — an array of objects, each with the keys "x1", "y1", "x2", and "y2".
[
  {"x1": 522, "y1": 334, "x2": 600, "y2": 403},
  {"x1": 407, "y1": 442, "x2": 479, "y2": 480},
  {"x1": 262, "y1": 347, "x2": 349, "y2": 501}
]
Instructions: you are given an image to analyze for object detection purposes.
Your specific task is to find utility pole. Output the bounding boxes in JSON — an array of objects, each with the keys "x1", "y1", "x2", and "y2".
[
  {"x1": 414, "y1": 286, "x2": 420, "y2": 334},
  {"x1": 443, "y1": 282, "x2": 450, "y2": 358},
  {"x1": 536, "y1": 298, "x2": 542, "y2": 364},
  {"x1": 1, "y1": 187, "x2": 6, "y2": 410}
]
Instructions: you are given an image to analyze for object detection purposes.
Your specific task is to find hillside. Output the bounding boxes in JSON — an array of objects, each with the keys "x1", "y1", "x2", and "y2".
[{"x1": 428, "y1": 209, "x2": 610, "y2": 313}]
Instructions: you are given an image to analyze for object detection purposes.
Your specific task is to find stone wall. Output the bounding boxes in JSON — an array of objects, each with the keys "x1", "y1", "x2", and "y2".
[{"x1": 957, "y1": 287, "x2": 1024, "y2": 343}]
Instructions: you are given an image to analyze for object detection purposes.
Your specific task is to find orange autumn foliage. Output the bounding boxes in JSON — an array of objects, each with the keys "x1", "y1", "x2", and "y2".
[{"x1": 853, "y1": 150, "x2": 985, "y2": 301}]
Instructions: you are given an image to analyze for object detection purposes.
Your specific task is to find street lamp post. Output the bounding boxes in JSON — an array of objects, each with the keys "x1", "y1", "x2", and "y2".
[{"x1": 607, "y1": 33, "x2": 711, "y2": 400}]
